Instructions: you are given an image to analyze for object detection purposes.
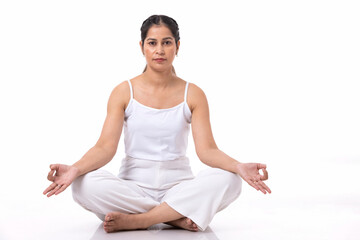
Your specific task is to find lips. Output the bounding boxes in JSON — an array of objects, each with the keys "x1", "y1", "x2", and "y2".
[{"x1": 154, "y1": 58, "x2": 166, "y2": 62}]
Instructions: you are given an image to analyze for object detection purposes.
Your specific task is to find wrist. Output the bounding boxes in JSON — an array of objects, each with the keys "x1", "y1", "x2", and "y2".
[
  {"x1": 70, "y1": 165, "x2": 81, "y2": 178},
  {"x1": 234, "y1": 161, "x2": 243, "y2": 174}
]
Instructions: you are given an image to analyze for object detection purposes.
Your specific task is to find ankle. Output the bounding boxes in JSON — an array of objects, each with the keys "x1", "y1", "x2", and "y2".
[{"x1": 131, "y1": 213, "x2": 150, "y2": 229}]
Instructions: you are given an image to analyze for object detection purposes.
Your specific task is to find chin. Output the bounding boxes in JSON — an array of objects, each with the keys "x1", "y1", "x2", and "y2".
[{"x1": 149, "y1": 65, "x2": 172, "y2": 72}]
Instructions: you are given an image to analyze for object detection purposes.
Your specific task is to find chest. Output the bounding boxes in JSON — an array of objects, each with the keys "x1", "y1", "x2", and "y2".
[
  {"x1": 134, "y1": 85, "x2": 185, "y2": 110},
  {"x1": 125, "y1": 103, "x2": 188, "y2": 137}
]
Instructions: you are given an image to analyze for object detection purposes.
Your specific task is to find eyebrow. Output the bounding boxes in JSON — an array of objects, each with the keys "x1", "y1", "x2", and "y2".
[{"x1": 146, "y1": 37, "x2": 174, "y2": 41}]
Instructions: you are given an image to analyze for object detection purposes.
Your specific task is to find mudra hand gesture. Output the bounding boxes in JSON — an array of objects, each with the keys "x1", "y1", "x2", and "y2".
[
  {"x1": 43, "y1": 164, "x2": 80, "y2": 197},
  {"x1": 236, "y1": 163, "x2": 271, "y2": 194}
]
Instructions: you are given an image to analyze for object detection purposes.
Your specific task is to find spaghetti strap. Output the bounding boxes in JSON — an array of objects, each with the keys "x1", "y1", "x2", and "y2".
[
  {"x1": 184, "y1": 82, "x2": 189, "y2": 102},
  {"x1": 127, "y1": 80, "x2": 133, "y2": 99}
]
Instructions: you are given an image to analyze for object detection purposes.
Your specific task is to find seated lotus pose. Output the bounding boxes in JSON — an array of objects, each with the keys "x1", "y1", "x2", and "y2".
[{"x1": 43, "y1": 14, "x2": 271, "y2": 233}]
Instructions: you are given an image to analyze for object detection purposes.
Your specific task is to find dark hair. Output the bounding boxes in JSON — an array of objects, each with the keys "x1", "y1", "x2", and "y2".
[
  {"x1": 140, "y1": 15, "x2": 180, "y2": 48},
  {"x1": 140, "y1": 15, "x2": 180, "y2": 74}
]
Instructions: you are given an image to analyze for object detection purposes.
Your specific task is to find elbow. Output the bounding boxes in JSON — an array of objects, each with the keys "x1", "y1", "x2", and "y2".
[
  {"x1": 196, "y1": 149, "x2": 205, "y2": 162},
  {"x1": 107, "y1": 148, "x2": 117, "y2": 159},
  {"x1": 106, "y1": 145, "x2": 118, "y2": 159},
  {"x1": 95, "y1": 142, "x2": 118, "y2": 159},
  {"x1": 196, "y1": 146, "x2": 219, "y2": 164}
]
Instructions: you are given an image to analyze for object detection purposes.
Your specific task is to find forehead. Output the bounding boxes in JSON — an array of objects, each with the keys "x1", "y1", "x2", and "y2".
[{"x1": 145, "y1": 25, "x2": 174, "y2": 40}]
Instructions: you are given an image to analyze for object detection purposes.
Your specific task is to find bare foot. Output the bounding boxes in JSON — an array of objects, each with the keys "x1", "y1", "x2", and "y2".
[
  {"x1": 166, "y1": 217, "x2": 199, "y2": 232},
  {"x1": 103, "y1": 212, "x2": 146, "y2": 233}
]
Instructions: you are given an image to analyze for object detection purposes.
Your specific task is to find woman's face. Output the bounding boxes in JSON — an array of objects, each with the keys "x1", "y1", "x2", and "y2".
[{"x1": 140, "y1": 24, "x2": 179, "y2": 72}]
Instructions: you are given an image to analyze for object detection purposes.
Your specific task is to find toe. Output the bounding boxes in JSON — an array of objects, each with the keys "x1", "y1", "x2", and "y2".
[
  {"x1": 191, "y1": 224, "x2": 197, "y2": 230},
  {"x1": 104, "y1": 225, "x2": 115, "y2": 233},
  {"x1": 105, "y1": 213, "x2": 113, "y2": 222},
  {"x1": 103, "y1": 221, "x2": 111, "y2": 227}
]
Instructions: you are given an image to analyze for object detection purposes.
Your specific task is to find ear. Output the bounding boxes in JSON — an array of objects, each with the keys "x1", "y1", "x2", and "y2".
[
  {"x1": 139, "y1": 41, "x2": 144, "y2": 55},
  {"x1": 176, "y1": 40, "x2": 180, "y2": 55}
]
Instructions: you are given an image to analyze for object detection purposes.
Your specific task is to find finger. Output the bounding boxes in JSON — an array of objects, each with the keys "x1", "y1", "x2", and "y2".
[
  {"x1": 254, "y1": 181, "x2": 266, "y2": 194},
  {"x1": 260, "y1": 168, "x2": 269, "y2": 181},
  {"x1": 246, "y1": 179, "x2": 260, "y2": 191},
  {"x1": 46, "y1": 187, "x2": 57, "y2": 197},
  {"x1": 256, "y1": 181, "x2": 267, "y2": 194},
  {"x1": 46, "y1": 189, "x2": 56, "y2": 198},
  {"x1": 50, "y1": 164, "x2": 60, "y2": 171},
  {"x1": 43, "y1": 182, "x2": 57, "y2": 195},
  {"x1": 48, "y1": 183, "x2": 62, "y2": 197},
  {"x1": 47, "y1": 169, "x2": 55, "y2": 181},
  {"x1": 54, "y1": 184, "x2": 68, "y2": 195},
  {"x1": 258, "y1": 181, "x2": 272, "y2": 194},
  {"x1": 257, "y1": 163, "x2": 267, "y2": 170},
  {"x1": 254, "y1": 175, "x2": 262, "y2": 182},
  {"x1": 46, "y1": 184, "x2": 62, "y2": 197},
  {"x1": 256, "y1": 180, "x2": 271, "y2": 194}
]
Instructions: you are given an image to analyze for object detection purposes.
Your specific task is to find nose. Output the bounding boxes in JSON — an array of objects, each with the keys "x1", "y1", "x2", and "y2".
[{"x1": 155, "y1": 45, "x2": 165, "y2": 55}]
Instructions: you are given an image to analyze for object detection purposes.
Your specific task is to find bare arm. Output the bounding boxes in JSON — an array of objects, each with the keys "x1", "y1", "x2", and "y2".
[
  {"x1": 43, "y1": 81, "x2": 129, "y2": 197},
  {"x1": 71, "y1": 82, "x2": 127, "y2": 177},
  {"x1": 189, "y1": 83, "x2": 271, "y2": 194},
  {"x1": 189, "y1": 84, "x2": 238, "y2": 172}
]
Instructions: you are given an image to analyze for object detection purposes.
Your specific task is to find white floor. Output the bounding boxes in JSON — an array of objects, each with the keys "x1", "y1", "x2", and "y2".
[
  {"x1": 1, "y1": 1, "x2": 359, "y2": 239},
  {"x1": 1, "y1": 160, "x2": 359, "y2": 240},
  {"x1": 1, "y1": 196, "x2": 359, "y2": 240}
]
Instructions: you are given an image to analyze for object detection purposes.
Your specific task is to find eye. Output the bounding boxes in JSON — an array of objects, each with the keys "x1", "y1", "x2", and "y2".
[
  {"x1": 148, "y1": 41, "x2": 156, "y2": 46},
  {"x1": 163, "y1": 41, "x2": 172, "y2": 45}
]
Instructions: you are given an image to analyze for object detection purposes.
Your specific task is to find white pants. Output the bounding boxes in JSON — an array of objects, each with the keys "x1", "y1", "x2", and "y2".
[{"x1": 72, "y1": 156, "x2": 242, "y2": 231}]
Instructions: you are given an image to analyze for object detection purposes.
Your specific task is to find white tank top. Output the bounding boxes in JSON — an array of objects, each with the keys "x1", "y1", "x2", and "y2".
[{"x1": 123, "y1": 80, "x2": 192, "y2": 161}]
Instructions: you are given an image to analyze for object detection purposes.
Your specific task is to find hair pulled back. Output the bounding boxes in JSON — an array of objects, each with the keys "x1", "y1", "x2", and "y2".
[
  {"x1": 140, "y1": 15, "x2": 180, "y2": 73},
  {"x1": 141, "y1": 15, "x2": 180, "y2": 48}
]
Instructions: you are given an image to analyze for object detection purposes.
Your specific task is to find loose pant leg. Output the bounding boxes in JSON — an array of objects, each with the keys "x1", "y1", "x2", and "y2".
[
  {"x1": 161, "y1": 168, "x2": 242, "y2": 231},
  {"x1": 71, "y1": 169, "x2": 159, "y2": 220}
]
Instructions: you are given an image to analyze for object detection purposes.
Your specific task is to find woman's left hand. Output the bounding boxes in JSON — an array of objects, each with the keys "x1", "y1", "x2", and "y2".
[{"x1": 236, "y1": 163, "x2": 271, "y2": 194}]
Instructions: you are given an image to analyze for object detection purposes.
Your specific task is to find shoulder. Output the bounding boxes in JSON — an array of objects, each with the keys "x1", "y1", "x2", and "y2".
[
  {"x1": 187, "y1": 82, "x2": 208, "y2": 112},
  {"x1": 112, "y1": 80, "x2": 131, "y2": 96},
  {"x1": 108, "y1": 80, "x2": 131, "y2": 111}
]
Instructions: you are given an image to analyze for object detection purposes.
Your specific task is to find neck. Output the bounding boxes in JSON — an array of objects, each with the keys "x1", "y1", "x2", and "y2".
[{"x1": 142, "y1": 66, "x2": 176, "y2": 88}]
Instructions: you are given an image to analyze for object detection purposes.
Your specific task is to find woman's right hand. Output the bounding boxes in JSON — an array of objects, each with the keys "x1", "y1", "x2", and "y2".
[{"x1": 43, "y1": 164, "x2": 80, "y2": 197}]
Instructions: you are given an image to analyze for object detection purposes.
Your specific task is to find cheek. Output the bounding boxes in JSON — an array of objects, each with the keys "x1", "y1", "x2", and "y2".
[
  {"x1": 166, "y1": 47, "x2": 176, "y2": 56},
  {"x1": 144, "y1": 48, "x2": 154, "y2": 56}
]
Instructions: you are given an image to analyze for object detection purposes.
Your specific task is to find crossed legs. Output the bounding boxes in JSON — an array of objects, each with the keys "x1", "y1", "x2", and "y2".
[
  {"x1": 72, "y1": 168, "x2": 242, "y2": 233},
  {"x1": 71, "y1": 170, "x2": 199, "y2": 232},
  {"x1": 103, "y1": 202, "x2": 198, "y2": 232}
]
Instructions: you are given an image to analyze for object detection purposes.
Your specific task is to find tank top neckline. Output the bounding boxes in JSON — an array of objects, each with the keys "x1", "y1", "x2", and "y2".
[
  {"x1": 132, "y1": 98, "x2": 186, "y2": 111},
  {"x1": 127, "y1": 79, "x2": 190, "y2": 112}
]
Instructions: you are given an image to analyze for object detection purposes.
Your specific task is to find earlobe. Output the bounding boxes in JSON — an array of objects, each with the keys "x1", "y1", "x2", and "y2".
[
  {"x1": 139, "y1": 41, "x2": 144, "y2": 55},
  {"x1": 176, "y1": 41, "x2": 180, "y2": 56}
]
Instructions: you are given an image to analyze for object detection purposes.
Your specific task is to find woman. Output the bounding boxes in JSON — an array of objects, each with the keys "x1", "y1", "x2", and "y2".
[{"x1": 43, "y1": 15, "x2": 271, "y2": 233}]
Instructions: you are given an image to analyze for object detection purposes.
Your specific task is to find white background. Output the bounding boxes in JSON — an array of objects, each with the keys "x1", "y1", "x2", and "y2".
[{"x1": 0, "y1": 0, "x2": 359, "y2": 239}]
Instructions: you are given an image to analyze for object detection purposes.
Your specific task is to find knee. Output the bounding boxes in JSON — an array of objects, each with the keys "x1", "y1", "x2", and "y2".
[
  {"x1": 71, "y1": 173, "x2": 87, "y2": 204},
  {"x1": 71, "y1": 169, "x2": 107, "y2": 204},
  {"x1": 71, "y1": 175, "x2": 84, "y2": 203},
  {"x1": 211, "y1": 168, "x2": 242, "y2": 197}
]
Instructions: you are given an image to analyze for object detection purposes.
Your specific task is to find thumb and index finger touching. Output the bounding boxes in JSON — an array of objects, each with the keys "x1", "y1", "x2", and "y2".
[
  {"x1": 44, "y1": 164, "x2": 67, "y2": 197},
  {"x1": 50, "y1": 164, "x2": 60, "y2": 170},
  {"x1": 47, "y1": 164, "x2": 60, "y2": 181},
  {"x1": 257, "y1": 163, "x2": 269, "y2": 181}
]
